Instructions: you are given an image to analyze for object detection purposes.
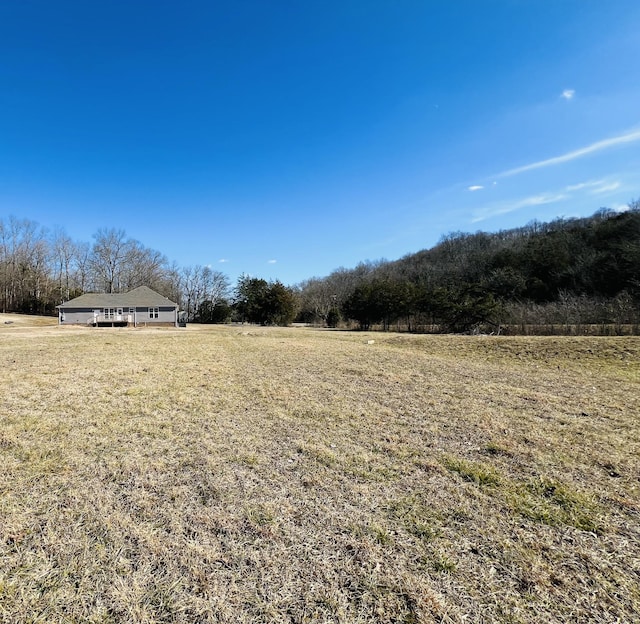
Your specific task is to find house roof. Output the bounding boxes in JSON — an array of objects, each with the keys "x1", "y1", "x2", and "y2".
[{"x1": 57, "y1": 286, "x2": 178, "y2": 309}]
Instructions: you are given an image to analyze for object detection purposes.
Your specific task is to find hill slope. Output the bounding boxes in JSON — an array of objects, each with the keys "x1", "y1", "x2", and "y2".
[{"x1": 297, "y1": 206, "x2": 640, "y2": 331}]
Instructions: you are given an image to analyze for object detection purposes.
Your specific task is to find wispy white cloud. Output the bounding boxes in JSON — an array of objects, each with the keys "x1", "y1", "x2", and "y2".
[
  {"x1": 561, "y1": 89, "x2": 575, "y2": 100},
  {"x1": 591, "y1": 181, "x2": 620, "y2": 194},
  {"x1": 267, "y1": 259, "x2": 277, "y2": 264},
  {"x1": 498, "y1": 128, "x2": 640, "y2": 178},
  {"x1": 218, "y1": 258, "x2": 229, "y2": 263},
  {"x1": 468, "y1": 185, "x2": 484, "y2": 191},
  {"x1": 565, "y1": 180, "x2": 604, "y2": 192},
  {"x1": 472, "y1": 192, "x2": 568, "y2": 223},
  {"x1": 503, "y1": 192, "x2": 568, "y2": 210},
  {"x1": 565, "y1": 178, "x2": 623, "y2": 195},
  {"x1": 471, "y1": 173, "x2": 626, "y2": 224}
]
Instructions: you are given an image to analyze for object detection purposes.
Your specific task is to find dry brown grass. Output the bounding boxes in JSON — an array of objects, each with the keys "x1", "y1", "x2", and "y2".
[
  {"x1": 1, "y1": 322, "x2": 639, "y2": 623},
  {"x1": 0, "y1": 313, "x2": 57, "y2": 329}
]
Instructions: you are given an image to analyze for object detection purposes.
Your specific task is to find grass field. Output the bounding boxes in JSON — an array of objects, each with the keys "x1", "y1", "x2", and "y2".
[{"x1": 1, "y1": 316, "x2": 639, "y2": 623}]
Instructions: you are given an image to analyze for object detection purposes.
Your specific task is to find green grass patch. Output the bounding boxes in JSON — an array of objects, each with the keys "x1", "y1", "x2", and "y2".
[
  {"x1": 508, "y1": 476, "x2": 605, "y2": 533},
  {"x1": 432, "y1": 554, "x2": 457, "y2": 573},
  {"x1": 385, "y1": 495, "x2": 443, "y2": 542},
  {"x1": 442, "y1": 456, "x2": 502, "y2": 487},
  {"x1": 442, "y1": 456, "x2": 604, "y2": 533}
]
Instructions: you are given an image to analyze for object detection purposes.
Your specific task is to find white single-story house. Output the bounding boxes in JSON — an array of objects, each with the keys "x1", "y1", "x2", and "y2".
[{"x1": 56, "y1": 286, "x2": 180, "y2": 327}]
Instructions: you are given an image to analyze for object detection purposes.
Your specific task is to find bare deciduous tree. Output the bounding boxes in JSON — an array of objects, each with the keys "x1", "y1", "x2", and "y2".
[
  {"x1": 90, "y1": 228, "x2": 131, "y2": 293},
  {"x1": 180, "y1": 265, "x2": 230, "y2": 321}
]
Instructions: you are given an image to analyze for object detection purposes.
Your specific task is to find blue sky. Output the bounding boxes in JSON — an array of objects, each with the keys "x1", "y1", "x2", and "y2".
[{"x1": 2, "y1": 1, "x2": 639, "y2": 285}]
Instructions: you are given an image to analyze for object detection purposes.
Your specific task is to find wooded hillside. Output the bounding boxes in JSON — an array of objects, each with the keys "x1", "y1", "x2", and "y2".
[{"x1": 297, "y1": 204, "x2": 640, "y2": 333}]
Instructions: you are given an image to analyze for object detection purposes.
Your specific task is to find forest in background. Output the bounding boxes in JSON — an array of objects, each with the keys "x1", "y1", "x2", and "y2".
[
  {"x1": 296, "y1": 203, "x2": 640, "y2": 334},
  {"x1": 2, "y1": 202, "x2": 639, "y2": 333}
]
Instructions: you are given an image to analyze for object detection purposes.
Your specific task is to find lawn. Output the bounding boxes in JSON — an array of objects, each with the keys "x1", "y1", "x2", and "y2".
[{"x1": 1, "y1": 319, "x2": 639, "y2": 623}]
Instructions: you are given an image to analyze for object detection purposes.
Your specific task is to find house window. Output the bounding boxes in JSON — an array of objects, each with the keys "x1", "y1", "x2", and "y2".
[
  {"x1": 129, "y1": 307, "x2": 135, "y2": 315},
  {"x1": 149, "y1": 307, "x2": 159, "y2": 319},
  {"x1": 104, "y1": 308, "x2": 114, "y2": 320}
]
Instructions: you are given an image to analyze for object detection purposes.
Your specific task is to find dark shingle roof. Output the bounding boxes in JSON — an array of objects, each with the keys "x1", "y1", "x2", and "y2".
[{"x1": 57, "y1": 286, "x2": 178, "y2": 309}]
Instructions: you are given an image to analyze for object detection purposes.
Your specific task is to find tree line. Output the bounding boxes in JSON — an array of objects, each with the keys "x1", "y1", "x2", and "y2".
[
  {"x1": 296, "y1": 204, "x2": 640, "y2": 333},
  {"x1": 3, "y1": 203, "x2": 639, "y2": 332},
  {"x1": 0, "y1": 217, "x2": 298, "y2": 325}
]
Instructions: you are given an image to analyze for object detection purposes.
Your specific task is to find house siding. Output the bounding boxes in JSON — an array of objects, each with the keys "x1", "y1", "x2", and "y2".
[
  {"x1": 59, "y1": 307, "x2": 178, "y2": 326},
  {"x1": 140, "y1": 307, "x2": 177, "y2": 325},
  {"x1": 59, "y1": 308, "x2": 95, "y2": 325},
  {"x1": 57, "y1": 286, "x2": 180, "y2": 327}
]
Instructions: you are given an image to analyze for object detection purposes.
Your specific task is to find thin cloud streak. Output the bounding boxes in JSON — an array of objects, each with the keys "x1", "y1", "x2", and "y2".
[
  {"x1": 498, "y1": 129, "x2": 640, "y2": 178},
  {"x1": 565, "y1": 180, "x2": 604, "y2": 192},
  {"x1": 471, "y1": 192, "x2": 568, "y2": 223},
  {"x1": 591, "y1": 181, "x2": 620, "y2": 194},
  {"x1": 565, "y1": 179, "x2": 622, "y2": 194},
  {"x1": 470, "y1": 172, "x2": 627, "y2": 225}
]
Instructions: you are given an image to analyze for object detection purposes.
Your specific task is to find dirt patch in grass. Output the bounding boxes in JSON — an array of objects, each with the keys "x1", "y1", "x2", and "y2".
[{"x1": 1, "y1": 324, "x2": 639, "y2": 622}]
